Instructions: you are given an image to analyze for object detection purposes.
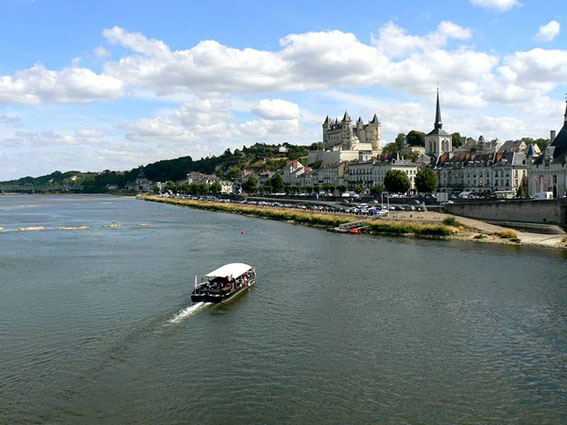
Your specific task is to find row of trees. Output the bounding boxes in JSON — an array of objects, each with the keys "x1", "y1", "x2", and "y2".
[
  {"x1": 158, "y1": 181, "x2": 223, "y2": 196},
  {"x1": 381, "y1": 168, "x2": 438, "y2": 194}
]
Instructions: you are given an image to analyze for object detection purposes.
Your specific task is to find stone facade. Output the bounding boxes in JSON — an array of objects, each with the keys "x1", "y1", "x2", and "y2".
[
  {"x1": 527, "y1": 102, "x2": 567, "y2": 198},
  {"x1": 347, "y1": 154, "x2": 421, "y2": 190},
  {"x1": 434, "y1": 151, "x2": 527, "y2": 195},
  {"x1": 322, "y1": 112, "x2": 381, "y2": 151}
]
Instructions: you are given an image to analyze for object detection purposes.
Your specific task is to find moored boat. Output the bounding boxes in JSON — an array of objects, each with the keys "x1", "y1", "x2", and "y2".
[{"x1": 191, "y1": 263, "x2": 256, "y2": 304}]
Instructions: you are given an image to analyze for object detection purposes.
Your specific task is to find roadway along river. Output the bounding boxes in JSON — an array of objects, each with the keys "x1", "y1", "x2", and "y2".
[{"x1": 1, "y1": 195, "x2": 566, "y2": 424}]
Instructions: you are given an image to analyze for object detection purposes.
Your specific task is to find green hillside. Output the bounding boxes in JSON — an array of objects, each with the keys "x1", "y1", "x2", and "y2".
[{"x1": 0, "y1": 143, "x2": 312, "y2": 193}]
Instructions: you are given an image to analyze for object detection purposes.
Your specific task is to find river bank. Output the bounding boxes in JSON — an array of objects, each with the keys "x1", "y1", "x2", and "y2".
[{"x1": 142, "y1": 196, "x2": 567, "y2": 250}]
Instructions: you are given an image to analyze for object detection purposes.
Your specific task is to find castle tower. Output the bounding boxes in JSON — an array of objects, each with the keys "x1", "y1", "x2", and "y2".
[
  {"x1": 425, "y1": 89, "x2": 452, "y2": 156},
  {"x1": 356, "y1": 116, "x2": 366, "y2": 143},
  {"x1": 367, "y1": 114, "x2": 382, "y2": 151},
  {"x1": 322, "y1": 116, "x2": 331, "y2": 147}
]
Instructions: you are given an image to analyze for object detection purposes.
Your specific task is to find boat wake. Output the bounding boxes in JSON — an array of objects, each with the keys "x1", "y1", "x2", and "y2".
[{"x1": 168, "y1": 302, "x2": 210, "y2": 324}]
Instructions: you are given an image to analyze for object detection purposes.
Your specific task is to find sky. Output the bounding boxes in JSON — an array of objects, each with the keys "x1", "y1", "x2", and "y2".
[{"x1": 1, "y1": 0, "x2": 566, "y2": 180}]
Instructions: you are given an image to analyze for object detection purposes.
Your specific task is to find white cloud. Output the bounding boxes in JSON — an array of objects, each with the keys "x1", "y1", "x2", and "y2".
[
  {"x1": 122, "y1": 99, "x2": 233, "y2": 143},
  {"x1": 103, "y1": 26, "x2": 169, "y2": 56},
  {"x1": 372, "y1": 21, "x2": 471, "y2": 58},
  {"x1": 251, "y1": 99, "x2": 300, "y2": 120},
  {"x1": 94, "y1": 46, "x2": 111, "y2": 57},
  {"x1": 2, "y1": 130, "x2": 76, "y2": 146},
  {"x1": 0, "y1": 63, "x2": 124, "y2": 104},
  {"x1": 470, "y1": 0, "x2": 520, "y2": 12},
  {"x1": 0, "y1": 114, "x2": 22, "y2": 127},
  {"x1": 535, "y1": 20, "x2": 560, "y2": 42},
  {"x1": 1, "y1": 128, "x2": 106, "y2": 147}
]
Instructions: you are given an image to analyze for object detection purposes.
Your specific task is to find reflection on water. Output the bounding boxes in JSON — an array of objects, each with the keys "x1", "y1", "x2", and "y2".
[{"x1": 1, "y1": 195, "x2": 566, "y2": 425}]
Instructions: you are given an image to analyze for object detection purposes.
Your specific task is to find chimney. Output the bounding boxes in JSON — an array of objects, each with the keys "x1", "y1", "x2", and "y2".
[{"x1": 550, "y1": 130, "x2": 556, "y2": 143}]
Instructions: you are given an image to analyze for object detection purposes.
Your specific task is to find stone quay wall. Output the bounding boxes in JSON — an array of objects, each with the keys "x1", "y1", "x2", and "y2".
[{"x1": 446, "y1": 199, "x2": 567, "y2": 226}]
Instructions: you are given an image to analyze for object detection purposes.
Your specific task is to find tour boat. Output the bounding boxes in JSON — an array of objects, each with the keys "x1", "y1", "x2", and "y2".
[{"x1": 191, "y1": 263, "x2": 256, "y2": 304}]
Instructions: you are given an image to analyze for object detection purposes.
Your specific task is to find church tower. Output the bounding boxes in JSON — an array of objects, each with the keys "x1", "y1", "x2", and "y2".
[{"x1": 425, "y1": 89, "x2": 452, "y2": 156}]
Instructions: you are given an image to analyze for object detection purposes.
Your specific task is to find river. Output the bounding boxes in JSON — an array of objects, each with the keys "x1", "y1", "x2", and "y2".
[{"x1": 0, "y1": 195, "x2": 565, "y2": 424}]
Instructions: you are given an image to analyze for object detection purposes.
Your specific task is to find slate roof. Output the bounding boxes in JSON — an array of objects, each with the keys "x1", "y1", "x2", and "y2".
[{"x1": 533, "y1": 102, "x2": 567, "y2": 165}]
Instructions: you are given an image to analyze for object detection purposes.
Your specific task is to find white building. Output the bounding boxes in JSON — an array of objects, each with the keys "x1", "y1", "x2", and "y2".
[
  {"x1": 347, "y1": 153, "x2": 421, "y2": 190},
  {"x1": 527, "y1": 102, "x2": 567, "y2": 198},
  {"x1": 434, "y1": 151, "x2": 527, "y2": 195},
  {"x1": 282, "y1": 160, "x2": 305, "y2": 185}
]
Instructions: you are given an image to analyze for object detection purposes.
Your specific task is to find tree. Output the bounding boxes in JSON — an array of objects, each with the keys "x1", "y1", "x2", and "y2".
[
  {"x1": 337, "y1": 184, "x2": 347, "y2": 193},
  {"x1": 305, "y1": 185, "x2": 313, "y2": 194},
  {"x1": 177, "y1": 183, "x2": 190, "y2": 193},
  {"x1": 395, "y1": 133, "x2": 406, "y2": 150},
  {"x1": 384, "y1": 170, "x2": 411, "y2": 193},
  {"x1": 152, "y1": 184, "x2": 161, "y2": 194},
  {"x1": 327, "y1": 184, "x2": 336, "y2": 193},
  {"x1": 451, "y1": 132, "x2": 462, "y2": 148},
  {"x1": 415, "y1": 168, "x2": 438, "y2": 193},
  {"x1": 370, "y1": 184, "x2": 384, "y2": 196},
  {"x1": 354, "y1": 186, "x2": 364, "y2": 194},
  {"x1": 164, "y1": 181, "x2": 176, "y2": 192},
  {"x1": 406, "y1": 130, "x2": 425, "y2": 147},
  {"x1": 270, "y1": 173, "x2": 284, "y2": 193},
  {"x1": 383, "y1": 142, "x2": 401, "y2": 154},
  {"x1": 242, "y1": 176, "x2": 258, "y2": 193},
  {"x1": 209, "y1": 181, "x2": 222, "y2": 195},
  {"x1": 290, "y1": 185, "x2": 300, "y2": 194},
  {"x1": 313, "y1": 184, "x2": 321, "y2": 194}
]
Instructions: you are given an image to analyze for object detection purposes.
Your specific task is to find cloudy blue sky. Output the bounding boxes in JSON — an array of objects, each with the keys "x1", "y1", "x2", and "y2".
[{"x1": 1, "y1": 0, "x2": 566, "y2": 179}]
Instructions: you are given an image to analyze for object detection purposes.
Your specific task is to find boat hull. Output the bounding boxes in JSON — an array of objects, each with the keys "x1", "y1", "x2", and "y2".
[{"x1": 191, "y1": 279, "x2": 255, "y2": 304}]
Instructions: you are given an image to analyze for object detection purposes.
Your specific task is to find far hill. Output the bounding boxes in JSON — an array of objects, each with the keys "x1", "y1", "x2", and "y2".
[{"x1": 0, "y1": 143, "x2": 313, "y2": 193}]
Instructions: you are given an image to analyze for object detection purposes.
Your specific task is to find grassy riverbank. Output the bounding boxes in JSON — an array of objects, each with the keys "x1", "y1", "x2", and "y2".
[{"x1": 142, "y1": 196, "x2": 456, "y2": 238}]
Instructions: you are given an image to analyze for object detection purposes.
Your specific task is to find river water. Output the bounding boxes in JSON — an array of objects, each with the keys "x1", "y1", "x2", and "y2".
[{"x1": 0, "y1": 195, "x2": 565, "y2": 424}]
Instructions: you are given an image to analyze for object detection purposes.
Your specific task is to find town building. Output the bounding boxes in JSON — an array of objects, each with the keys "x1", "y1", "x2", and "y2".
[
  {"x1": 318, "y1": 162, "x2": 348, "y2": 187},
  {"x1": 187, "y1": 171, "x2": 233, "y2": 193},
  {"x1": 527, "y1": 101, "x2": 567, "y2": 198},
  {"x1": 434, "y1": 151, "x2": 527, "y2": 195},
  {"x1": 125, "y1": 169, "x2": 153, "y2": 192},
  {"x1": 282, "y1": 160, "x2": 305, "y2": 185},
  {"x1": 347, "y1": 153, "x2": 422, "y2": 190}
]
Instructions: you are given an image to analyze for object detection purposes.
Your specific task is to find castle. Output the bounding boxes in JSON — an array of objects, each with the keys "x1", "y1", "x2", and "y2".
[
  {"x1": 308, "y1": 112, "x2": 382, "y2": 165},
  {"x1": 322, "y1": 112, "x2": 382, "y2": 151}
]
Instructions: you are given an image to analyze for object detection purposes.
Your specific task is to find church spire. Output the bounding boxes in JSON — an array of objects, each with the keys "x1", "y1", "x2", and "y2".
[{"x1": 434, "y1": 88, "x2": 442, "y2": 130}]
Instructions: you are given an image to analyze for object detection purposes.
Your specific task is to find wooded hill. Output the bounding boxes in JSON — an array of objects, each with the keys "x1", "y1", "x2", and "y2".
[{"x1": 1, "y1": 143, "x2": 312, "y2": 193}]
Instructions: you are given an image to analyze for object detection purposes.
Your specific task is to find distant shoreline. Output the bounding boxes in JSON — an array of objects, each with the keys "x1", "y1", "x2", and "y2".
[{"x1": 141, "y1": 196, "x2": 567, "y2": 251}]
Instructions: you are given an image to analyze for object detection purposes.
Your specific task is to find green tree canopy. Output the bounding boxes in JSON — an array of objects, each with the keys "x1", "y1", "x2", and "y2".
[
  {"x1": 415, "y1": 168, "x2": 438, "y2": 193},
  {"x1": 270, "y1": 173, "x2": 284, "y2": 193},
  {"x1": 370, "y1": 184, "x2": 384, "y2": 195},
  {"x1": 406, "y1": 130, "x2": 425, "y2": 147},
  {"x1": 451, "y1": 132, "x2": 462, "y2": 148},
  {"x1": 164, "y1": 181, "x2": 176, "y2": 192},
  {"x1": 241, "y1": 176, "x2": 258, "y2": 193},
  {"x1": 337, "y1": 184, "x2": 347, "y2": 193},
  {"x1": 384, "y1": 170, "x2": 411, "y2": 193},
  {"x1": 209, "y1": 181, "x2": 221, "y2": 195},
  {"x1": 395, "y1": 133, "x2": 406, "y2": 150}
]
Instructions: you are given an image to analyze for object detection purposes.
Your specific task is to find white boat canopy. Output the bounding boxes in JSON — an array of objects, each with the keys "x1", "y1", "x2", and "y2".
[{"x1": 205, "y1": 263, "x2": 253, "y2": 279}]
